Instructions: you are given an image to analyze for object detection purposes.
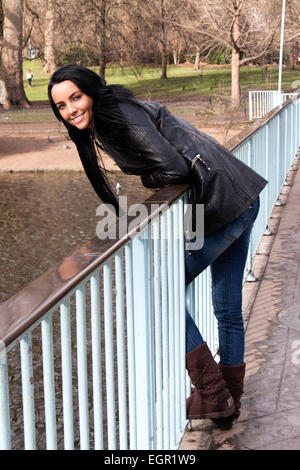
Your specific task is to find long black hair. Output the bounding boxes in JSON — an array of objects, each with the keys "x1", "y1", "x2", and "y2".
[{"x1": 48, "y1": 64, "x2": 135, "y2": 215}]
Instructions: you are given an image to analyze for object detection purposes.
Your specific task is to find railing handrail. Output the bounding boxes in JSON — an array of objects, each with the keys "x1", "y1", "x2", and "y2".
[{"x1": 0, "y1": 184, "x2": 189, "y2": 350}]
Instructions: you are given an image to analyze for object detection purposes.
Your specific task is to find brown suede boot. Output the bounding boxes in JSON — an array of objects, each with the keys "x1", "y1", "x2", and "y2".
[
  {"x1": 219, "y1": 363, "x2": 246, "y2": 410},
  {"x1": 186, "y1": 343, "x2": 236, "y2": 420},
  {"x1": 211, "y1": 363, "x2": 246, "y2": 430}
]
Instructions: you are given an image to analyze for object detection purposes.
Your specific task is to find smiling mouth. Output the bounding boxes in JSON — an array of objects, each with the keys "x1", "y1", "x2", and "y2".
[{"x1": 71, "y1": 113, "x2": 85, "y2": 123}]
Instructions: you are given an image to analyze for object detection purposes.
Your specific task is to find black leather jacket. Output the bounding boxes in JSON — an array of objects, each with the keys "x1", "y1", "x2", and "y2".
[{"x1": 102, "y1": 98, "x2": 267, "y2": 236}]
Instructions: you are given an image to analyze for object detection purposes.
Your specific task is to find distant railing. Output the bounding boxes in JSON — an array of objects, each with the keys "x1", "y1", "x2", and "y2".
[
  {"x1": 248, "y1": 90, "x2": 297, "y2": 120},
  {"x1": 1, "y1": 93, "x2": 300, "y2": 450}
]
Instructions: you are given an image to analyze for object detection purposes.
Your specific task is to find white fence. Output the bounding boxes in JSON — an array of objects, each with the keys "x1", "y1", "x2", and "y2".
[{"x1": 248, "y1": 90, "x2": 297, "y2": 120}]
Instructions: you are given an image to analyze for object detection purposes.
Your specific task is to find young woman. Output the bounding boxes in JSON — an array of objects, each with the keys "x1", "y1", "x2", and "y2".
[
  {"x1": 48, "y1": 65, "x2": 267, "y2": 430},
  {"x1": 26, "y1": 69, "x2": 33, "y2": 87}
]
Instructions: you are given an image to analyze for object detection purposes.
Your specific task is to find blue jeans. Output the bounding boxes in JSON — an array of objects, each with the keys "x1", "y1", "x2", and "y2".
[{"x1": 185, "y1": 197, "x2": 260, "y2": 366}]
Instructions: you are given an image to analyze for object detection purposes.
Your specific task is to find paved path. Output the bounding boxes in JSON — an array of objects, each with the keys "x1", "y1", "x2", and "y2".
[
  {"x1": 180, "y1": 155, "x2": 300, "y2": 450},
  {"x1": 0, "y1": 121, "x2": 247, "y2": 173},
  {"x1": 0, "y1": 124, "x2": 119, "y2": 172}
]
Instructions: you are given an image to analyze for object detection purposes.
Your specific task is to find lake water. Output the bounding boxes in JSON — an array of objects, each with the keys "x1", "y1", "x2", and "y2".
[{"x1": 0, "y1": 171, "x2": 152, "y2": 303}]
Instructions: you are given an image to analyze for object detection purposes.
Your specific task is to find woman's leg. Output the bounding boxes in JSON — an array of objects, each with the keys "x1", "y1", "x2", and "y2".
[
  {"x1": 186, "y1": 311, "x2": 204, "y2": 353},
  {"x1": 210, "y1": 221, "x2": 253, "y2": 366},
  {"x1": 185, "y1": 197, "x2": 259, "y2": 354},
  {"x1": 184, "y1": 215, "x2": 248, "y2": 420},
  {"x1": 208, "y1": 228, "x2": 253, "y2": 427},
  {"x1": 184, "y1": 198, "x2": 259, "y2": 424},
  {"x1": 185, "y1": 225, "x2": 236, "y2": 353}
]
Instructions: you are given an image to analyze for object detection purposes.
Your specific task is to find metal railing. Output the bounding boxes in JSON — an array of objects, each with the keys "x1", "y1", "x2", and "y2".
[
  {"x1": 0, "y1": 187, "x2": 193, "y2": 450},
  {"x1": 248, "y1": 90, "x2": 297, "y2": 120},
  {"x1": 1, "y1": 93, "x2": 300, "y2": 450}
]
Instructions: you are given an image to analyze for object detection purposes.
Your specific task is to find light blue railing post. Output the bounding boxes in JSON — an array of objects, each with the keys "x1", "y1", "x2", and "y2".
[
  {"x1": 178, "y1": 198, "x2": 187, "y2": 436},
  {"x1": 287, "y1": 104, "x2": 292, "y2": 174},
  {"x1": 41, "y1": 313, "x2": 57, "y2": 450},
  {"x1": 20, "y1": 333, "x2": 36, "y2": 450},
  {"x1": 284, "y1": 107, "x2": 289, "y2": 185},
  {"x1": 167, "y1": 208, "x2": 176, "y2": 449},
  {"x1": 293, "y1": 99, "x2": 298, "y2": 160},
  {"x1": 115, "y1": 252, "x2": 127, "y2": 450},
  {"x1": 264, "y1": 122, "x2": 271, "y2": 235},
  {"x1": 131, "y1": 228, "x2": 154, "y2": 450},
  {"x1": 289, "y1": 103, "x2": 292, "y2": 169},
  {"x1": 297, "y1": 98, "x2": 300, "y2": 153},
  {"x1": 173, "y1": 204, "x2": 180, "y2": 442},
  {"x1": 160, "y1": 211, "x2": 171, "y2": 449},
  {"x1": 293, "y1": 99, "x2": 297, "y2": 158},
  {"x1": 90, "y1": 273, "x2": 103, "y2": 450},
  {"x1": 276, "y1": 113, "x2": 281, "y2": 205},
  {"x1": 125, "y1": 244, "x2": 137, "y2": 450},
  {"x1": 153, "y1": 218, "x2": 163, "y2": 449},
  {"x1": 103, "y1": 262, "x2": 116, "y2": 449},
  {"x1": 171, "y1": 200, "x2": 187, "y2": 446},
  {"x1": 247, "y1": 137, "x2": 256, "y2": 281},
  {"x1": 0, "y1": 344, "x2": 11, "y2": 450},
  {"x1": 60, "y1": 298, "x2": 74, "y2": 450},
  {"x1": 296, "y1": 98, "x2": 300, "y2": 154},
  {"x1": 76, "y1": 285, "x2": 89, "y2": 450}
]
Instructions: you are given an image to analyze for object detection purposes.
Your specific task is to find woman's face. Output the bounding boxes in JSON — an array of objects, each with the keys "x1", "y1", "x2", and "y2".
[{"x1": 51, "y1": 80, "x2": 93, "y2": 130}]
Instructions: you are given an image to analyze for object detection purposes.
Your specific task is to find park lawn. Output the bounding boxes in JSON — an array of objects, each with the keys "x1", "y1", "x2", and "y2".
[
  {"x1": 23, "y1": 58, "x2": 300, "y2": 103},
  {"x1": 23, "y1": 59, "x2": 51, "y2": 102}
]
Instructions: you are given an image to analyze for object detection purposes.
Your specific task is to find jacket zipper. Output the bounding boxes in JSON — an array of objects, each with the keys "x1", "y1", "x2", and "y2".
[{"x1": 191, "y1": 153, "x2": 211, "y2": 171}]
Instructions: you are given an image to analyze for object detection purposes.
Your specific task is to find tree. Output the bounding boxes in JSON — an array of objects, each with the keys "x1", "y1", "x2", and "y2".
[
  {"x1": 1, "y1": 0, "x2": 31, "y2": 108},
  {"x1": 61, "y1": 0, "x2": 129, "y2": 79},
  {"x1": 135, "y1": 0, "x2": 184, "y2": 79},
  {"x1": 159, "y1": 0, "x2": 168, "y2": 78},
  {"x1": 283, "y1": 0, "x2": 300, "y2": 66},
  {"x1": 21, "y1": 0, "x2": 189, "y2": 78},
  {"x1": 43, "y1": 0, "x2": 56, "y2": 73},
  {"x1": 0, "y1": 1, "x2": 4, "y2": 40},
  {"x1": 97, "y1": 0, "x2": 107, "y2": 78},
  {"x1": 181, "y1": 0, "x2": 282, "y2": 106}
]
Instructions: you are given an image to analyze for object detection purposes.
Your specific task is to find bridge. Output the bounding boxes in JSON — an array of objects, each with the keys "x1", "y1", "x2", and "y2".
[{"x1": 0, "y1": 93, "x2": 300, "y2": 451}]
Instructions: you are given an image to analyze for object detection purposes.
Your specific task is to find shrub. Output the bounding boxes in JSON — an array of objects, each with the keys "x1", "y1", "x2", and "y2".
[{"x1": 206, "y1": 50, "x2": 230, "y2": 64}]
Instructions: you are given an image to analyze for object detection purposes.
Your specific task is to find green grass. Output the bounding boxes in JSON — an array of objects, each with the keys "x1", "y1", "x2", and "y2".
[
  {"x1": 102, "y1": 64, "x2": 231, "y2": 96},
  {"x1": 22, "y1": 58, "x2": 300, "y2": 104},
  {"x1": 23, "y1": 59, "x2": 51, "y2": 102}
]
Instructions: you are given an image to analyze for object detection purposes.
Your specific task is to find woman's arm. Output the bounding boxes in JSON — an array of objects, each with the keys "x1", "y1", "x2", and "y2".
[{"x1": 119, "y1": 101, "x2": 191, "y2": 188}]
